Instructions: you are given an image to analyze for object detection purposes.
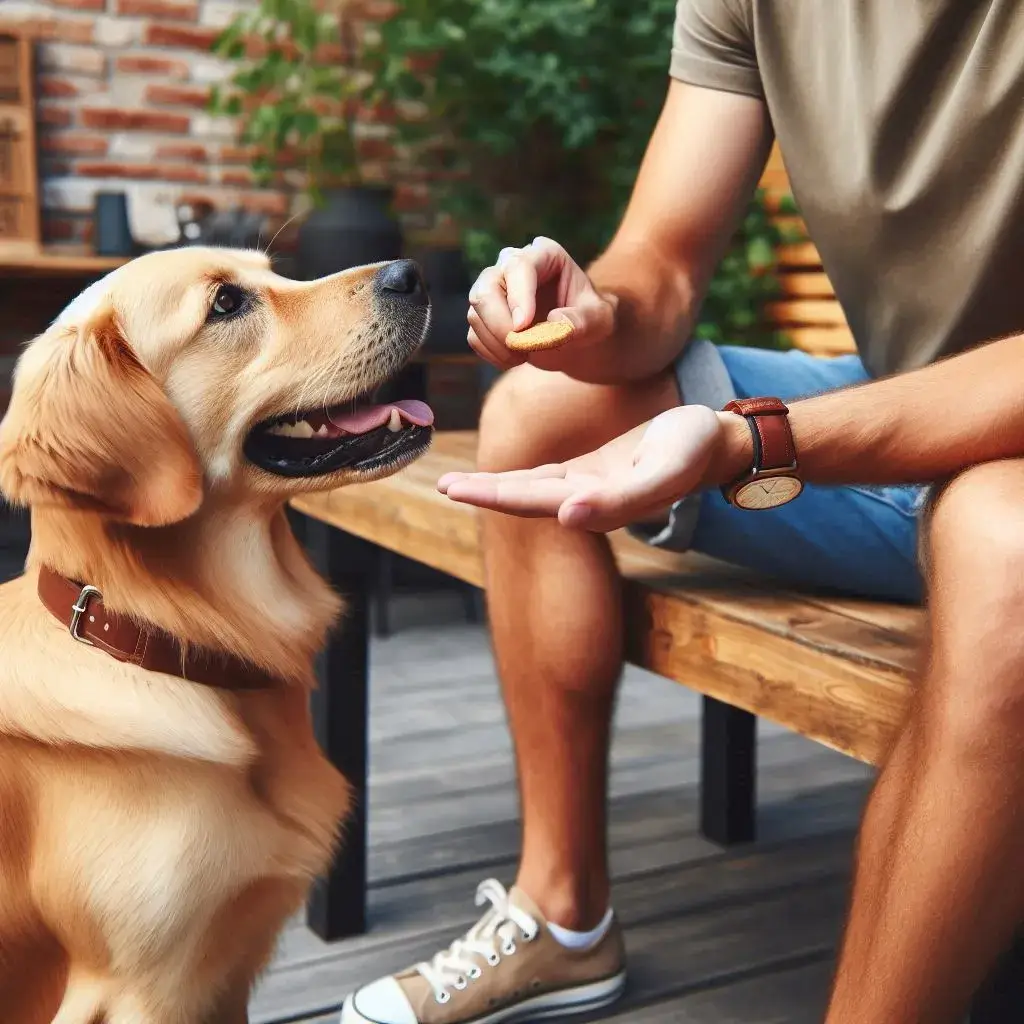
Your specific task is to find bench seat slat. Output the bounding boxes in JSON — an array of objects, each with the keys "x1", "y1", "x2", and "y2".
[
  {"x1": 777, "y1": 272, "x2": 835, "y2": 298},
  {"x1": 765, "y1": 299, "x2": 850, "y2": 327}
]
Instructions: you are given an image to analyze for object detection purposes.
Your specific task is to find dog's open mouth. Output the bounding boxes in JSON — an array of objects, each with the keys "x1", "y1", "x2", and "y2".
[{"x1": 243, "y1": 392, "x2": 434, "y2": 478}]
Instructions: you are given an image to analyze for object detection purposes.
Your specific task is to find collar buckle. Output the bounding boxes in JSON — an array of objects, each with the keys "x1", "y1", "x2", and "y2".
[{"x1": 69, "y1": 584, "x2": 102, "y2": 645}]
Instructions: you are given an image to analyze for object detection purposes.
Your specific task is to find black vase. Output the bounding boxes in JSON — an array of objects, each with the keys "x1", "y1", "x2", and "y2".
[
  {"x1": 93, "y1": 191, "x2": 134, "y2": 257},
  {"x1": 297, "y1": 186, "x2": 403, "y2": 280}
]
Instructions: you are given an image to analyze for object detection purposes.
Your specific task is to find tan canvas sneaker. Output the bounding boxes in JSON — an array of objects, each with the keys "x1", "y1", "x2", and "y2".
[{"x1": 340, "y1": 879, "x2": 626, "y2": 1024}]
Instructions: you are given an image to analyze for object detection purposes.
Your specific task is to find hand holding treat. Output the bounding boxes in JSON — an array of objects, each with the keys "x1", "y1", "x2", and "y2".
[{"x1": 466, "y1": 236, "x2": 614, "y2": 370}]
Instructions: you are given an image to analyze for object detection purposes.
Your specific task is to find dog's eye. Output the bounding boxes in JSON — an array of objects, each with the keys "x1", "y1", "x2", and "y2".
[{"x1": 209, "y1": 284, "x2": 247, "y2": 319}]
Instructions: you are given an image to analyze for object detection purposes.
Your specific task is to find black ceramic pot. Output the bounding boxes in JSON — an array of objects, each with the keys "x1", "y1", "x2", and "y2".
[
  {"x1": 296, "y1": 186, "x2": 403, "y2": 280},
  {"x1": 418, "y1": 246, "x2": 473, "y2": 354},
  {"x1": 93, "y1": 191, "x2": 134, "y2": 257}
]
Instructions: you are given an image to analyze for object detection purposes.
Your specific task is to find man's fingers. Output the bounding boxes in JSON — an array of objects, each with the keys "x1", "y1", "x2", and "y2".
[
  {"x1": 437, "y1": 472, "x2": 468, "y2": 493},
  {"x1": 529, "y1": 236, "x2": 570, "y2": 277},
  {"x1": 438, "y1": 464, "x2": 568, "y2": 494},
  {"x1": 548, "y1": 294, "x2": 613, "y2": 341},
  {"x1": 468, "y1": 265, "x2": 515, "y2": 347},
  {"x1": 567, "y1": 459, "x2": 686, "y2": 531},
  {"x1": 557, "y1": 414, "x2": 720, "y2": 532},
  {"x1": 468, "y1": 328, "x2": 522, "y2": 370},
  {"x1": 468, "y1": 312, "x2": 522, "y2": 370},
  {"x1": 495, "y1": 246, "x2": 523, "y2": 268},
  {"x1": 502, "y1": 241, "x2": 571, "y2": 331},
  {"x1": 467, "y1": 264, "x2": 502, "y2": 306},
  {"x1": 443, "y1": 475, "x2": 577, "y2": 517},
  {"x1": 503, "y1": 256, "x2": 539, "y2": 331}
]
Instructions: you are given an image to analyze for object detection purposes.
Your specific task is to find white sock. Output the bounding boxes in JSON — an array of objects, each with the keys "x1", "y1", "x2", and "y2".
[{"x1": 546, "y1": 907, "x2": 615, "y2": 950}]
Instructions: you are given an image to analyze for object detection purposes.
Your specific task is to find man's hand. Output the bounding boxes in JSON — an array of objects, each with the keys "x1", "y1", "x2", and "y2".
[
  {"x1": 462, "y1": 83, "x2": 772, "y2": 384},
  {"x1": 439, "y1": 405, "x2": 733, "y2": 532},
  {"x1": 466, "y1": 237, "x2": 616, "y2": 372}
]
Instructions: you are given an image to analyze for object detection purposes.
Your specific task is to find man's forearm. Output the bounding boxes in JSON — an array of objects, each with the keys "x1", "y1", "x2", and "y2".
[
  {"x1": 708, "y1": 332, "x2": 1024, "y2": 488},
  {"x1": 587, "y1": 243, "x2": 700, "y2": 382}
]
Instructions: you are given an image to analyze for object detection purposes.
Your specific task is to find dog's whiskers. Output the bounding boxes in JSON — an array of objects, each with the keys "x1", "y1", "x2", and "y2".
[{"x1": 265, "y1": 213, "x2": 302, "y2": 258}]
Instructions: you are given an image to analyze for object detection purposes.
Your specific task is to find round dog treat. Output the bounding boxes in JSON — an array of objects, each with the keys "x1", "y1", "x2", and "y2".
[{"x1": 505, "y1": 318, "x2": 575, "y2": 353}]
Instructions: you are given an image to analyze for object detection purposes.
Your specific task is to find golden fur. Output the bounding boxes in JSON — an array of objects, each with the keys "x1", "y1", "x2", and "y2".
[{"x1": 0, "y1": 247, "x2": 430, "y2": 1023}]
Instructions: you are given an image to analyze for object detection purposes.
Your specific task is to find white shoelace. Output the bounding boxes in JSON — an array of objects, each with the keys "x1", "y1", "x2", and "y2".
[{"x1": 415, "y1": 879, "x2": 539, "y2": 1004}]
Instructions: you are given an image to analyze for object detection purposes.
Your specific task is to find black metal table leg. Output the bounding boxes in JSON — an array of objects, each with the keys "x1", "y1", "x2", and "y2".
[
  {"x1": 299, "y1": 514, "x2": 371, "y2": 941},
  {"x1": 970, "y1": 931, "x2": 1024, "y2": 1024},
  {"x1": 700, "y1": 696, "x2": 757, "y2": 845},
  {"x1": 462, "y1": 584, "x2": 485, "y2": 625},
  {"x1": 373, "y1": 548, "x2": 394, "y2": 639}
]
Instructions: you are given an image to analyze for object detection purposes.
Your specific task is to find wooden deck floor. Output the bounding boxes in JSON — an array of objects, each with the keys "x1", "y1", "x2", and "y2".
[{"x1": 251, "y1": 589, "x2": 874, "y2": 1024}]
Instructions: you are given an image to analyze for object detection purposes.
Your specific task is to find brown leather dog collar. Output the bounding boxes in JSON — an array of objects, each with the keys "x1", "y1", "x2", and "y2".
[{"x1": 37, "y1": 566, "x2": 279, "y2": 691}]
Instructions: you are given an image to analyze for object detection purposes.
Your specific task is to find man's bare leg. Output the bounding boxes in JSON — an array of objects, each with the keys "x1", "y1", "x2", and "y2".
[
  {"x1": 827, "y1": 459, "x2": 1024, "y2": 1023},
  {"x1": 477, "y1": 363, "x2": 680, "y2": 929}
]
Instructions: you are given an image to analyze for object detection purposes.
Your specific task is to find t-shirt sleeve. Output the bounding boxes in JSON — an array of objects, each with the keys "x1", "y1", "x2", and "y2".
[{"x1": 670, "y1": 0, "x2": 763, "y2": 99}]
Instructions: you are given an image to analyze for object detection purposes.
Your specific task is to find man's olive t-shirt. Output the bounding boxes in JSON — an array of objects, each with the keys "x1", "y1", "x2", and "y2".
[{"x1": 672, "y1": 1, "x2": 1024, "y2": 377}]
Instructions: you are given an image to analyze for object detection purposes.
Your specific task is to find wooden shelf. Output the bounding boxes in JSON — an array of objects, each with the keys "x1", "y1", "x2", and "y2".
[{"x1": 0, "y1": 246, "x2": 128, "y2": 276}]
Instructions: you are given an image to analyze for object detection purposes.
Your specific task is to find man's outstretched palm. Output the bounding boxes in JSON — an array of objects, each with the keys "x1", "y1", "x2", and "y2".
[{"x1": 438, "y1": 405, "x2": 723, "y2": 533}]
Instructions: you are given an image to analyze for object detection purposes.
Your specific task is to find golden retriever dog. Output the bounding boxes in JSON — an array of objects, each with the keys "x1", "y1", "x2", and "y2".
[{"x1": 0, "y1": 247, "x2": 434, "y2": 1024}]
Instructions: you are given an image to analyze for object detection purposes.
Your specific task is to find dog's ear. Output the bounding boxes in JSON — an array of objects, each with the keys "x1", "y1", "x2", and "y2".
[{"x1": 0, "y1": 308, "x2": 203, "y2": 526}]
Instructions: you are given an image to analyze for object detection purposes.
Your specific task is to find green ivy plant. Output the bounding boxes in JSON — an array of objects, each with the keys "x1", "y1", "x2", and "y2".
[
  {"x1": 695, "y1": 190, "x2": 802, "y2": 349},
  {"x1": 208, "y1": 0, "x2": 366, "y2": 203},
  {"x1": 366, "y1": 0, "x2": 801, "y2": 348}
]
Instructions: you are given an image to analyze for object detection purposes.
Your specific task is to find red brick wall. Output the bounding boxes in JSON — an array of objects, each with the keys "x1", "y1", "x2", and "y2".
[{"x1": 1, "y1": 0, "x2": 428, "y2": 247}]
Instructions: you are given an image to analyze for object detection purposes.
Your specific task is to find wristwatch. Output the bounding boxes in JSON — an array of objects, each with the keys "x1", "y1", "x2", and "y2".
[{"x1": 721, "y1": 397, "x2": 803, "y2": 510}]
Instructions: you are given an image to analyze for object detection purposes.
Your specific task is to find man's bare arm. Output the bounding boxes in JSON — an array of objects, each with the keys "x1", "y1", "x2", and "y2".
[
  {"x1": 711, "y1": 332, "x2": 1024, "y2": 489},
  {"x1": 583, "y1": 79, "x2": 773, "y2": 381}
]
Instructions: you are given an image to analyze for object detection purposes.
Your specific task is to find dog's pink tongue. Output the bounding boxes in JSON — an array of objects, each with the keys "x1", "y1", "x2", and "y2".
[{"x1": 328, "y1": 400, "x2": 434, "y2": 434}]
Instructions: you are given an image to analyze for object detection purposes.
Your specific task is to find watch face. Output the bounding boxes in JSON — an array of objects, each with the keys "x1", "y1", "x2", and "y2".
[{"x1": 733, "y1": 476, "x2": 803, "y2": 510}]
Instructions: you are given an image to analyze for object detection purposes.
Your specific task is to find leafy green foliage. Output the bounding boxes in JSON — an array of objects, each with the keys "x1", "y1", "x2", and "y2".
[
  {"x1": 366, "y1": 0, "x2": 799, "y2": 348},
  {"x1": 694, "y1": 189, "x2": 802, "y2": 349},
  {"x1": 209, "y1": 0, "x2": 365, "y2": 203}
]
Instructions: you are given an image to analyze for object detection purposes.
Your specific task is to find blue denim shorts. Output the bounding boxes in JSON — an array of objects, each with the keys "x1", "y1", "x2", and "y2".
[{"x1": 630, "y1": 341, "x2": 926, "y2": 604}]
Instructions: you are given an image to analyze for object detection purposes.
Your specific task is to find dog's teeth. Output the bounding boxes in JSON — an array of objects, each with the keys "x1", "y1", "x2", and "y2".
[
  {"x1": 267, "y1": 420, "x2": 316, "y2": 438},
  {"x1": 315, "y1": 424, "x2": 330, "y2": 437},
  {"x1": 387, "y1": 408, "x2": 402, "y2": 432}
]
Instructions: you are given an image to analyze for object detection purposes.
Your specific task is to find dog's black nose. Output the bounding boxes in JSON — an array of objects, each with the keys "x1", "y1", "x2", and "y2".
[{"x1": 376, "y1": 260, "x2": 426, "y2": 303}]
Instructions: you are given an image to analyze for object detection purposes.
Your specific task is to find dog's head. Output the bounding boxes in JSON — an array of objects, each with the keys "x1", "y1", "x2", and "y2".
[{"x1": 0, "y1": 247, "x2": 433, "y2": 526}]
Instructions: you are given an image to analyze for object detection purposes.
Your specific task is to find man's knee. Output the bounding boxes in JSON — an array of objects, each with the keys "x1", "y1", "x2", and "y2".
[
  {"x1": 925, "y1": 460, "x2": 1024, "y2": 743},
  {"x1": 477, "y1": 363, "x2": 679, "y2": 473},
  {"x1": 478, "y1": 364, "x2": 567, "y2": 472},
  {"x1": 928, "y1": 461, "x2": 1024, "y2": 606}
]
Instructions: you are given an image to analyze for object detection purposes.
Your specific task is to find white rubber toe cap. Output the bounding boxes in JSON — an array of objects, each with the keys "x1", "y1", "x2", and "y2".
[{"x1": 340, "y1": 978, "x2": 418, "y2": 1024}]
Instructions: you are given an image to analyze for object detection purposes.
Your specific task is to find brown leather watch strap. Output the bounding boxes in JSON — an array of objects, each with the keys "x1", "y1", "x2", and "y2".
[
  {"x1": 723, "y1": 397, "x2": 797, "y2": 473},
  {"x1": 37, "y1": 566, "x2": 278, "y2": 691}
]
